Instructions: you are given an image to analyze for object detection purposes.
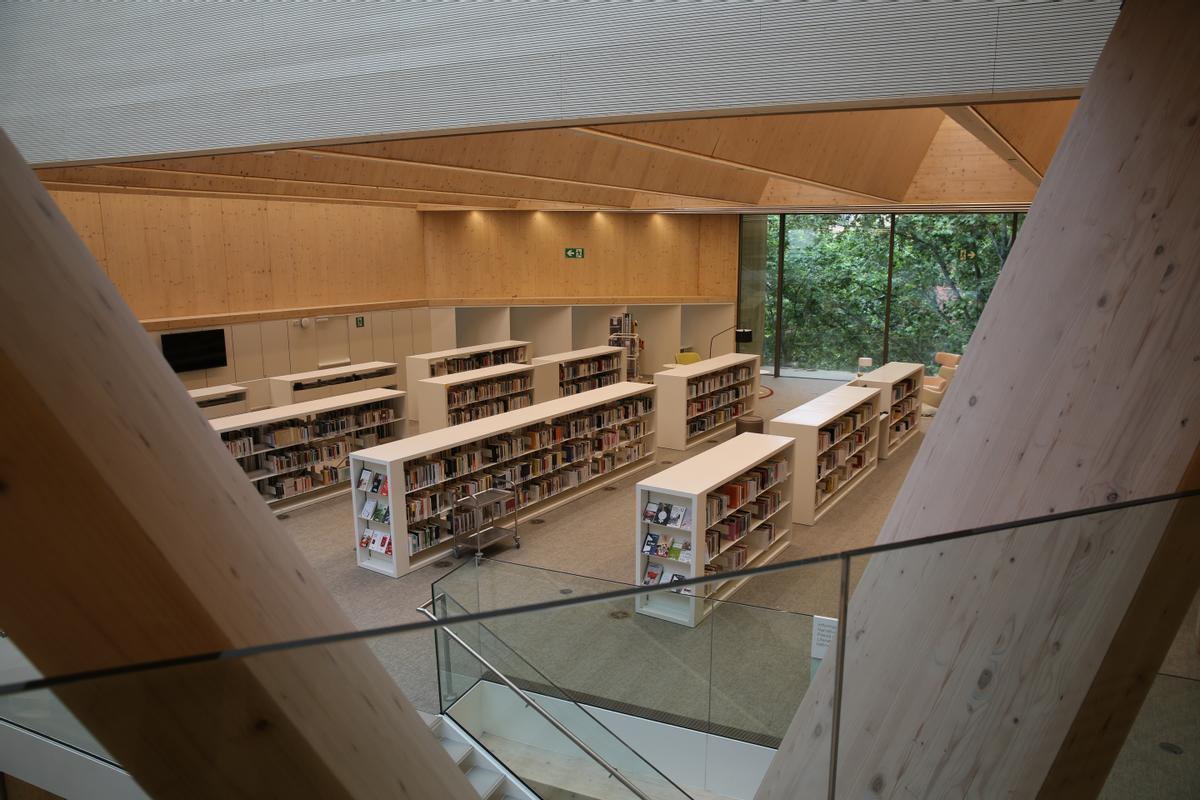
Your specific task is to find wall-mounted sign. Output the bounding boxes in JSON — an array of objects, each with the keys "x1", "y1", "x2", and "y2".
[
  {"x1": 811, "y1": 615, "x2": 838, "y2": 661},
  {"x1": 355, "y1": 316, "x2": 365, "y2": 328},
  {"x1": 564, "y1": 247, "x2": 585, "y2": 259}
]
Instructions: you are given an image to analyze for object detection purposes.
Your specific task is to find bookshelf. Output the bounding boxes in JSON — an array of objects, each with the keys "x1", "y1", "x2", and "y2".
[
  {"x1": 850, "y1": 361, "x2": 924, "y2": 459},
  {"x1": 653, "y1": 353, "x2": 760, "y2": 449},
  {"x1": 414, "y1": 362, "x2": 556, "y2": 433},
  {"x1": 211, "y1": 387, "x2": 404, "y2": 513},
  {"x1": 351, "y1": 382, "x2": 657, "y2": 578},
  {"x1": 634, "y1": 432, "x2": 795, "y2": 627},
  {"x1": 405, "y1": 340, "x2": 531, "y2": 411},
  {"x1": 767, "y1": 385, "x2": 881, "y2": 526},
  {"x1": 188, "y1": 383, "x2": 247, "y2": 419},
  {"x1": 532, "y1": 345, "x2": 625, "y2": 397},
  {"x1": 267, "y1": 361, "x2": 400, "y2": 406}
]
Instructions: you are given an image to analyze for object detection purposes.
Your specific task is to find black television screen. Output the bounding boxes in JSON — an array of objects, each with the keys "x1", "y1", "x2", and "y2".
[{"x1": 161, "y1": 329, "x2": 227, "y2": 373}]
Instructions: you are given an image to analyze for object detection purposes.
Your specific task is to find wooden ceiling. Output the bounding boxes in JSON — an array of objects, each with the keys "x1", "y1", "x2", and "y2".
[{"x1": 36, "y1": 99, "x2": 1077, "y2": 212}]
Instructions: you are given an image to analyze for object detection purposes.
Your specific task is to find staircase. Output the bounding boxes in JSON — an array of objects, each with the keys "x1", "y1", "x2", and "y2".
[{"x1": 423, "y1": 711, "x2": 536, "y2": 800}]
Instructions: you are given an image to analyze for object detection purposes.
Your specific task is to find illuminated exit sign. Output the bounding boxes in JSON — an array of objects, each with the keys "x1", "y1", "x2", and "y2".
[{"x1": 564, "y1": 247, "x2": 585, "y2": 259}]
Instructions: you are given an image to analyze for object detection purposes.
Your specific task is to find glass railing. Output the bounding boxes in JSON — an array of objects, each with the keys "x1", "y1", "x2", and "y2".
[{"x1": 0, "y1": 491, "x2": 1195, "y2": 799}]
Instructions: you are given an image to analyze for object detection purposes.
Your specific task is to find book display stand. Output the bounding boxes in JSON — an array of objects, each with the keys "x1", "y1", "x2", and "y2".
[
  {"x1": 351, "y1": 382, "x2": 657, "y2": 578},
  {"x1": 405, "y1": 340, "x2": 531, "y2": 413},
  {"x1": 634, "y1": 432, "x2": 794, "y2": 627},
  {"x1": 654, "y1": 353, "x2": 760, "y2": 449},
  {"x1": 211, "y1": 387, "x2": 404, "y2": 513},
  {"x1": 414, "y1": 362, "x2": 556, "y2": 432},
  {"x1": 532, "y1": 345, "x2": 625, "y2": 397},
  {"x1": 768, "y1": 385, "x2": 881, "y2": 526},
  {"x1": 267, "y1": 361, "x2": 399, "y2": 406},
  {"x1": 850, "y1": 361, "x2": 924, "y2": 459},
  {"x1": 189, "y1": 383, "x2": 248, "y2": 418}
]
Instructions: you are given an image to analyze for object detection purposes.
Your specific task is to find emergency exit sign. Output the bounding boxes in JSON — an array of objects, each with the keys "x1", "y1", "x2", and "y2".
[{"x1": 564, "y1": 247, "x2": 585, "y2": 259}]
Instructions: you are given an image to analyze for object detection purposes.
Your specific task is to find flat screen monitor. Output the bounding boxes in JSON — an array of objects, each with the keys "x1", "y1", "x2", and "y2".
[{"x1": 161, "y1": 329, "x2": 227, "y2": 373}]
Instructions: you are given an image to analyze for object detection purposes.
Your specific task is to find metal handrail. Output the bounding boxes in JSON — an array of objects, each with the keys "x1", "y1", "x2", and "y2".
[{"x1": 418, "y1": 596, "x2": 653, "y2": 800}]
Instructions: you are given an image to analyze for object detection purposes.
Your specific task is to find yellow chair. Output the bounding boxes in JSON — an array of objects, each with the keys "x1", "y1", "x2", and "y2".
[{"x1": 674, "y1": 351, "x2": 702, "y2": 365}]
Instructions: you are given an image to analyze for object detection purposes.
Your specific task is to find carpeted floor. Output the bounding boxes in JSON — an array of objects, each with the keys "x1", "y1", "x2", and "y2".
[{"x1": 281, "y1": 374, "x2": 1200, "y2": 797}]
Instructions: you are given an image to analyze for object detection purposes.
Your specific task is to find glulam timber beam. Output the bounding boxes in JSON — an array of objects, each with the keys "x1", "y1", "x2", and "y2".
[
  {"x1": 0, "y1": 131, "x2": 476, "y2": 799},
  {"x1": 588, "y1": 107, "x2": 946, "y2": 202},
  {"x1": 320, "y1": 127, "x2": 771, "y2": 204},
  {"x1": 131, "y1": 148, "x2": 637, "y2": 208},
  {"x1": 757, "y1": 1, "x2": 1200, "y2": 798},
  {"x1": 942, "y1": 105, "x2": 1045, "y2": 185}
]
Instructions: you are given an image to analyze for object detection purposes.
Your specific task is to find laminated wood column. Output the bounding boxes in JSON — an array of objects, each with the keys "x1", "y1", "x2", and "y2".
[
  {"x1": 756, "y1": 0, "x2": 1200, "y2": 798},
  {"x1": 0, "y1": 131, "x2": 476, "y2": 799}
]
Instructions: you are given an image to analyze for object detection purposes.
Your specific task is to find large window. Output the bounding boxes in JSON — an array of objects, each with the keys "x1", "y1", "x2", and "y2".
[{"x1": 738, "y1": 212, "x2": 1020, "y2": 376}]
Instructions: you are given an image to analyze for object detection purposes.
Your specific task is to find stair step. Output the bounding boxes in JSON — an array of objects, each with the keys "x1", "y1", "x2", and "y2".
[
  {"x1": 441, "y1": 737, "x2": 473, "y2": 766},
  {"x1": 466, "y1": 765, "x2": 504, "y2": 799}
]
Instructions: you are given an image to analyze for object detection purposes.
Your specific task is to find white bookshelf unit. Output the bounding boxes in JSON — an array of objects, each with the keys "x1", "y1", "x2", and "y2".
[
  {"x1": 850, "y1": 361, "x2": 924, "y2": 459},
  {"x1": 351, "y1": 382, "x2": 657, "y2": 578},
  {"x1": 267, "y1": 361, "x2": 400, "y2": 406},
  {"x1": 654, "y1": 353, "x2": 760, "y2": 449},
  {"x1": 211, "y1": 387, "x2": 404, "y2": 513},
  {"x1": 405, "y1": 340, "x2": 531, "y2": 410},
  {"x1": 188, "y1": 383, "x2": 247, "y2": 419},
  {"x1": 767, "y1": 385, "x2": 881, "y2": 526},
  {"x1": 414, "y1": 362, "x2": 556, "y2": 433},
  {"x1": 634, "y1": 432, "x2": 795, "y2": 627},
  {"x1": 532, "y1": 345, "x2": 625, "y2": 397}
]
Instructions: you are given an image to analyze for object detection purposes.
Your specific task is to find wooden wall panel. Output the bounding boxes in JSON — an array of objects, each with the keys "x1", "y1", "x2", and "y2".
[
  {"x1": 423, "y1": 211, "x2": 737, "y2": 302},
  {"x1": 47, "y1": 189, "x2": 423, "y2": 319},
  {"x1": 48, "y1": 190, "x2": 106, "y2": 267}
]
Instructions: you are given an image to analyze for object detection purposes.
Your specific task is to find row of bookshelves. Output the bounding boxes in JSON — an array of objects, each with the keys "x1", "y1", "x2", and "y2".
[
  {"x1": 655, "y1": 353, "x2": 760, "y2": 449},
  {"x1": 405, "y1": 340, "x2": 532, "y2": 416},
  {"x1": 415, "y1": 362, "x2": 554, "y2": 432},
  {"x1": 851, "y1": 361, "x2": 924, "y2": 459},
  {"x1": 351, "y1": 382, "x2": 658, "y2": 578},
  {"x1": 634, "y1": 432, "x2": 795, "y2": 627},
  {"x1": 211, "y1": 388, "x2": 405, "y2": 513}
]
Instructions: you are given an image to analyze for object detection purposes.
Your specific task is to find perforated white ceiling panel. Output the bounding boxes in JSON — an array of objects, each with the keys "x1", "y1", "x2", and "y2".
[{"x1": 0, "y1": 0, "x2": 1120, "y2": 166}]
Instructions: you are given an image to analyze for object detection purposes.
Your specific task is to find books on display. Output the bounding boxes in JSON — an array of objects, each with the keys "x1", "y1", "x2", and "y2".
[{"x1": 357, "y1": 469, "x2": 374, "y2": 490}]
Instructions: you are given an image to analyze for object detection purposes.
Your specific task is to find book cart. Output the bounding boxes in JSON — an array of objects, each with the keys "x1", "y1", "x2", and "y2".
[
  {"x1": 849, "y1": 362, "x2": 924, "y2": 459},
  {"x1": 653, "y1": 353, "x2": 760, "y2": 449},
  {"x1": 767, "y1": 385, "x2": 881, "y2": 526},
  {"x1": 351, "y1": 382, "x2": 657, "y2": 578},
  {"x1": 531, "y1": 345, "x2": 625, "y2": 397},
  {"x1": 405, "y1": 340, "x2": 531, "y2": 410},
  {"x1": 415, "y1": 362, "x2": 556, "y2": 433},
  {"x1": 211, "y1": 387, "x2": 404, "y2": 514},
  {"x1": 634, "y1": 432, "x2": 795, "y2": 627}
]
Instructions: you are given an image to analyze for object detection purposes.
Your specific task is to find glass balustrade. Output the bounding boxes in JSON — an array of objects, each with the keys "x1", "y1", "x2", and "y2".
[{"x1": 0, "y1": 491, "x2": 1195, "y2": 800}]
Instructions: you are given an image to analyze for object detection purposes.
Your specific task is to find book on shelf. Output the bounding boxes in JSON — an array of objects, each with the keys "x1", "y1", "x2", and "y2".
[
  {"x1": 666, "y1": 537, "x2": 683, "y2": 560},
  {"x1": 642, "y1": 531, "x2": 660, "y2": 555},
  {"x1": 370, "y1": 473, "x2": 384, "y2": 494},
  {"x1": 360, "y1": 499, "x2": 377, "y2": 520},
  {"x1": 667, "y1": 571, "x2": 694, "y2": 596},
  {"x1": 653, "y1": 502, "x2": 672, "y2": 526},
  {"x1": 357, "y1": 469, "x2": 374, "y2": 490},
  {"x1": 371, "y1": 503, "x2": 388, "y2": 523},
  {"x1": 642, "y1": 562, "x2": 664, "y2": 585},
  {"x1": 642, "y1": 500, "x2": 660, "y2": 521},
  {"x1": 667, "y1": 504, "x2": 688, "y2": 528},
  {"x1": 379, "y1": 477, "x2": 388, "y2": 496},
  {"x1": 678, "y1": 539, "x2": 693, "y2": 563}
]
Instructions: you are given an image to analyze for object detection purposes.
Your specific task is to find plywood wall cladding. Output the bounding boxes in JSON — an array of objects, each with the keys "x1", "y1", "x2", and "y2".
[
  {"x1": 423, "y1": 211, "x2": 738, "y2": 302},
  {"x1": 49, "y1": 189, "x2": 424, "y2": 319}
]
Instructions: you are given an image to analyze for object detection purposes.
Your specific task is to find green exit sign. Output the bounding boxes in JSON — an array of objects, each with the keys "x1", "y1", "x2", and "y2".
[{"x1": 564, "y1": 247, "x2": 585, "y2": 259}]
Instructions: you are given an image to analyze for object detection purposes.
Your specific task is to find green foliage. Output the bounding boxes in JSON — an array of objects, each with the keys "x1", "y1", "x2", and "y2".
[{"x1": 760, "y1": 212, "x2": 1016, "y2": 373}]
